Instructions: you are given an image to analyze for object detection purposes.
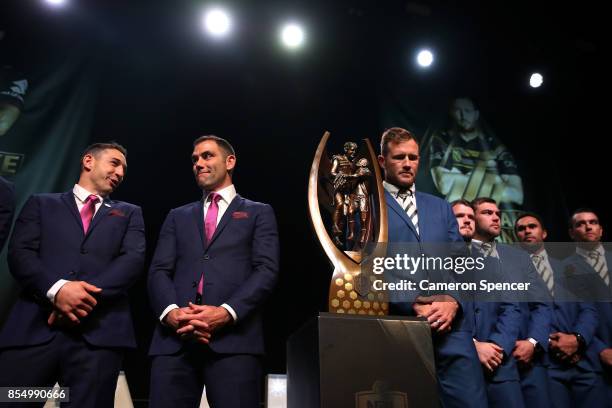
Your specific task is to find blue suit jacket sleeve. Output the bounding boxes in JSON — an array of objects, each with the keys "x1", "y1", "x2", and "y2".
[
  {"x1": 148, "y1": 209, "x2": 180, "y2": 317},
  {"x1": 489, "y1": 302, "x2": 522, "y2": 356},
  {"x1": 8, "y1": 195, "x2": 59, "y2": 299},
  {"x1": 225, "y1": 204, "x2": 279, "y2": 320},
  {"x1": 524, "y1": 258, "x2": 552, "y2": 348},
  {"x1": 574, "y1": 302, "x2": 600, "y2": 346},
  {"x1": 87, "y1": 206, "x2": 146, "y2": 299}
]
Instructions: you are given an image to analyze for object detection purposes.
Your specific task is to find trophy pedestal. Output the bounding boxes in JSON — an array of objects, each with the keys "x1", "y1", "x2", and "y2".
[{"x1": 287, "y1": 313, "x2": 439, "y2": 408}]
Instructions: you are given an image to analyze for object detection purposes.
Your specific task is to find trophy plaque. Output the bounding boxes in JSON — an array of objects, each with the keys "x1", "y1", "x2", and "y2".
[{"x1": 308, "y1": 131, "x2": 388, "y2": 315}]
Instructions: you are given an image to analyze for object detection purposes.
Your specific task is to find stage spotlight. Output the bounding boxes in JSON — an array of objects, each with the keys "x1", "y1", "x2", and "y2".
[
  {"x1": 44, "y1": 0, "x2": 67, "y2": 6},
  {"x1": 281, "y1": 24, "x2": 305, "y2": 49},
  {"x1": 529, "y1": 73, "x2": 543, "y2": 88},
  {"x1": 203, "y1": 8, "x2": 232, "y2": 37},
  {"x1": 416, "y1": 49, "x2": 434, "y2": 68}
]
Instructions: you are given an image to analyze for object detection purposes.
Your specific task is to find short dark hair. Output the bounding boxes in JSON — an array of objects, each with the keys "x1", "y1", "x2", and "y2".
[
  {"x1": 193, "y1": 135, "x2": 236, "y2": 157},
  {"x1": 80, "y1": 142, "x2": 127, "y2": 170},
  {"x1": 379, "y1": 127, "x2": 417, "y2": 157},
  {"x1": 568, "y1": 208, "x2": 599, "y2": 229},
  {"x1": 515, "y1": 211, "x2": 546, "y2": 233},
  {"x1": 471, "y1": 197, "x2": 497, "y2": 210},
  {"x1": 450, "y1": 198, "x2": 472, "y2": 209}
]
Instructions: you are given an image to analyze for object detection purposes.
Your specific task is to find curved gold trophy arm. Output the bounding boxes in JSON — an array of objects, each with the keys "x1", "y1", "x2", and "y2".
[{"x1": 308, "y1": 131, "x2": 389, "y2": 315}]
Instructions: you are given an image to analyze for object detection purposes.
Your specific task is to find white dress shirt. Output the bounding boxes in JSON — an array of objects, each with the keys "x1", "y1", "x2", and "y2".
[
  {"x1": 46, "y1": 184, "x2": 106, "y2": 303},
  {"x1": 159, "y1": 184, "x2": 238, "y2": 323}
]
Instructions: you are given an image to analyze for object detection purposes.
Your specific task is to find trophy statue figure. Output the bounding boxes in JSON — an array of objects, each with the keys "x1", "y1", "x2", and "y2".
[{"x1": 308, "y1": 131, "x2": 388, "y2": 315}]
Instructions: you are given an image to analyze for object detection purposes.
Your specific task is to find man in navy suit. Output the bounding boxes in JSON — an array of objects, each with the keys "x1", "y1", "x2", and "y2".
[
  {"x1": 471, "y1": 197, "x2": 527, "y2": 408},
  {"x1": 0, "y1": 142, "x2": 145, "y2": 407},
  {"x1": 148, "y1": 135, "x2": 279, "y2": 408},
  {"x1": 565, "y1": 209, "x2": 611, "y2": 406},
  {"x1": 0, "y1": 176, "x2": 15, "y2": 250},
  {"x1": 378, "y1": 127, "x2": 487, "y2": 408},
  {"x1": 513, "y1": 212, "x2": 557, "y2": 407}
]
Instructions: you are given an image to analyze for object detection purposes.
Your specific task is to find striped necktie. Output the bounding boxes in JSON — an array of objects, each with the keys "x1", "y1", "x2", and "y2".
[
  {"x1": 532, "y1": 254, "x2": 554, "y2": 295},
  {"x1": 398, "y1": 190, "x2": 419, "y2": 235},
  {"x1": 588, "y1": 250, "x2": 609, "y2": 286}
]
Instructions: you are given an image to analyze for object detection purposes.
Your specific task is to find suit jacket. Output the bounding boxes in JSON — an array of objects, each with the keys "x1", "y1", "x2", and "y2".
[
  {"x1": 0, "y1": 177, "x2": 15, "y2": 250},
  {"x1": 472, "y1": 245, "x2": 526, "y2": 382},
  {"x1": 0, "y1": 191, "x2": 145, "y2": 349},
  {"x1": 385, "y1": 190, "x2": 471, "y2": 324},
  {"x1": 563, "y1": 252, "x2": 612, "y2": 371},
  {"x1": 148, "y1": 194, "x2": 279, "y2": 356},
  {"x1": 509, "y1": 247, "x2": 552, "y2": 367}
]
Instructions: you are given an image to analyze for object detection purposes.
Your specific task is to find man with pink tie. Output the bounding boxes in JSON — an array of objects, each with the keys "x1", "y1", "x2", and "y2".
[
  {"x1": 0, "y1": 142, "x2": 145, "y2": 407},
  {"x1": 148, "y1": 135, "x2": 280, "y2": 408}
]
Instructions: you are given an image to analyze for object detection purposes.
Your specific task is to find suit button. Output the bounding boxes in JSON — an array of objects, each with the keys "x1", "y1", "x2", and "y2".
[
  {"x1": 80, "y1": 249, "x2": 88, "y2": 254},
  {"x1": 203, "y1": 255, "x2": 210, "y2": 260},
  {"x1": 192, "y1": 281, "x2": 197, "y2": 288}
]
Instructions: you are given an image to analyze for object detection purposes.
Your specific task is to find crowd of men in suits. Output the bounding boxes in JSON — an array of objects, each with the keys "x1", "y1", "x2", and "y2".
[
  {"x1": 0, "y1": 127, "x2": 609, "y2": 408},
  {"x1": 380, "y1": 127, "x2": 611, "y2": 408}
]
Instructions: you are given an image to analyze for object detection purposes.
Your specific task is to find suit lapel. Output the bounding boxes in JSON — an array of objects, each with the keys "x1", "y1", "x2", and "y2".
[
  {"x1": 205, "y1": 195, "x2": 244, "y2": 249},
  {"x1": 61, "y1": 191, "x2": 85, "y2": 234},
  {"x1": 85, "y1": 199, "x2": 112, "y2": 238},
  {"x1": 192, "y1": 200, "x2": 205, "y2": 248},
  {"x1": 414, "y1": 191, "x2": 428, "y2": 241},
  {"x1": 385, "y1": 190, "x2": 419, "y2": 240}
]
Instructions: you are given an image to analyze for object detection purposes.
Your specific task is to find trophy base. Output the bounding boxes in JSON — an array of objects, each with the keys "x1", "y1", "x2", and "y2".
[{"x1": 287, "y1": 313, "x2": 438, "y2": 408}]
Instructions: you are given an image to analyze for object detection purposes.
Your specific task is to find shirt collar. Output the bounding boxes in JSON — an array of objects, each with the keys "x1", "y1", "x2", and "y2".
[
  {"x1": 383, "y1": 181, "x2": 416, "y2": 198},
  {"x1": 73, "y1": 184, "x2": 104, "y2": 204},
  {"x1": 576, "y1": 243, "x2": 605, "y2": 259},
  {"x1": 203, "y1": 184, "x2": 236, "y2": 205},
  {"x1": 531, "y1": 249, "x2": 549, "y2": 262}
]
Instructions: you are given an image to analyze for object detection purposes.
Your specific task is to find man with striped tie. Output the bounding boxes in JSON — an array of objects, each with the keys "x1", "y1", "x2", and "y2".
[
  {"x1": 378, "y1": 127, "x2": 487, "y2": 408},
  {"x1": 516, "y1": 211, "x2": 606, "y2": 408},
  {"x1": 566, "y1": 209, "x2": 612, "y2": 406},
  {"x1": 513, "y1": 212, "x2": 557, "y2": 407}
]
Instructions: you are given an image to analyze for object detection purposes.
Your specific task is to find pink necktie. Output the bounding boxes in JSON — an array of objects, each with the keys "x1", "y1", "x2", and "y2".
[
  {"x1": 197, "y1": 193, "x2": 222, "y2": 299},
  {"x1": 80, "y1": 194, "x2": 99, "y2": 233}
]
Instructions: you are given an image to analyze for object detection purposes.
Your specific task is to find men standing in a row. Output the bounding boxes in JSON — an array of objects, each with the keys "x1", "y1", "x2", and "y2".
[
  {"x1": 0, "y1": 143, "x2": 145, "y2": 407},
  {"x1": 379, "y1": 127, "x2": 487, "y2": 408},
  {"x1": 470, "y1": 197, "x2": 539, "y2": 408},
  {"x1": 515, "y1": 212, "x2": 606, "y2": 408},
  {"x1": 148, "y1": 135, "x2": 280, "y2": 408}
]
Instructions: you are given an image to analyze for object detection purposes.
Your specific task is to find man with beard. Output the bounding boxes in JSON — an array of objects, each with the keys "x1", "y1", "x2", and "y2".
[{"x1": 379, "y1": 127, "x2": 487, "y2": 408}]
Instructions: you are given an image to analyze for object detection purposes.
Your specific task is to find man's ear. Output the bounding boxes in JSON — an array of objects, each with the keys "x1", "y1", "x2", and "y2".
[
  {"x1": 82, "y1": 154, "x2": 95, "y2": 171},
  {"x1": 225, "y1": 154, "x2": 236, "y2": 172}
]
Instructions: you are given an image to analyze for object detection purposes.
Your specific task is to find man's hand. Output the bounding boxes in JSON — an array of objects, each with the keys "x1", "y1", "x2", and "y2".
[
  {"x1": 414, "y1": 295, "x2": 458, "y2": 333},
  {"x1": 474, "y1": 341, "x2": 504, "y2": 372},
  {"x1": 600, "y1": 348, "x2": 612, "y2": 366},
  {"x1": 549, "y1": 332, "x2": 579, "y2": 359},
  {"x1": 54, "y1": 281, "x2": 102, "y2": 323},
  {"x1": 163, "y1": 307, "x2": 194, "y2": 331},
  {"x1": 175, "y1": 303, "x2": 231, "y2": 344},
  {"x1": 47, "y1": 310, "x2": 78, "y2": 329},
  {"x1": 512, "y1": 340, "x2": 535, "y2": 365}
]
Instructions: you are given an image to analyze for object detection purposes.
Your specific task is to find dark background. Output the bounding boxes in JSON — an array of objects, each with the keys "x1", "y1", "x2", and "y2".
[{"x1": 1, "y1": 0, "x2": 608, "y2": 403}]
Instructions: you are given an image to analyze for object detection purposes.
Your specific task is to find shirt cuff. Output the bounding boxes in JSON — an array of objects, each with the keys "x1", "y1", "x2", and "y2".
[
  {"x1": 160, "y1": 304, "x2": 179, "y2": 323},
  {"x1": 221, "y1": 303, "x2": 237, "y2": 322},
  {"x1": 47, "y1": 279, "x2": 69, "y2": 303},
  {"x1": 527, "y1": 337, "x2": 538, "y2": 347}
]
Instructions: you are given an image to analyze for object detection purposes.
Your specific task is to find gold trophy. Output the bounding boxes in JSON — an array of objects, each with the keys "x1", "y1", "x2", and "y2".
[{"x1": 308, "y1": 131, "x2": 389, "y2": 315}]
